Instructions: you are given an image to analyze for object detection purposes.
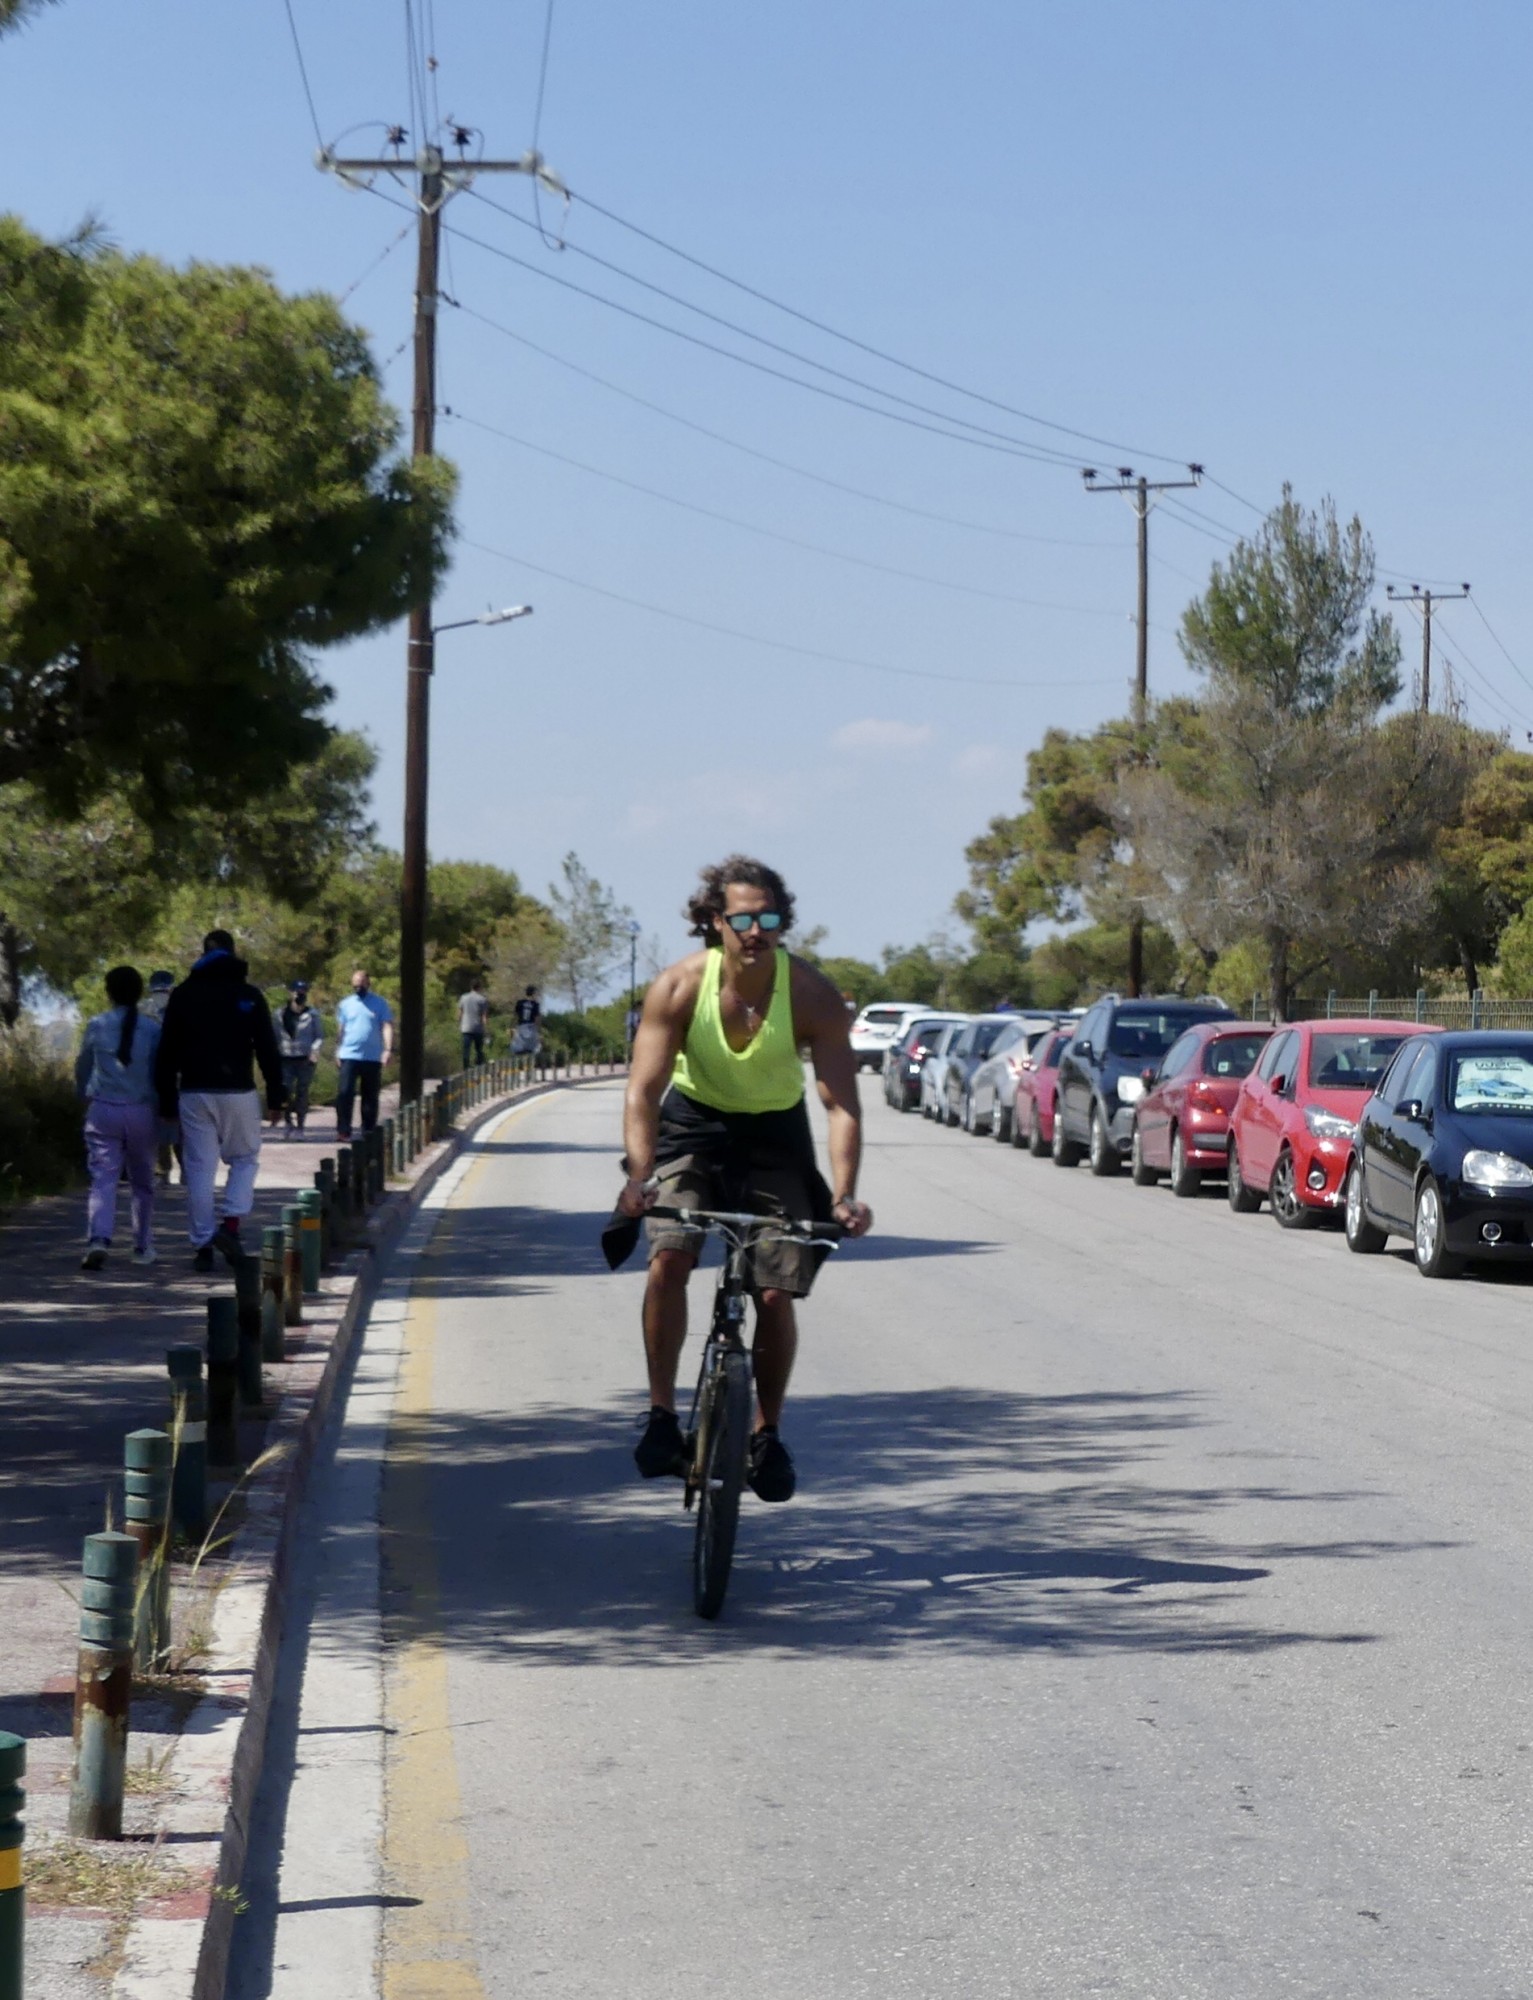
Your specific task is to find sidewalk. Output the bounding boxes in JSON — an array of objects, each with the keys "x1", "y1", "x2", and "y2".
[{"x1": 0, "y1": 1094, "x2": 402, "y2": 1997}]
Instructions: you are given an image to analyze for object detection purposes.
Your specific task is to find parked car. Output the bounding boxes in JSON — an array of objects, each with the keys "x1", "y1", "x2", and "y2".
[
  {"x1": 1226, "y1": 1017, "x2": 1429, "y2": 1227},
  {"x1": 942, "y1": 1015, "x2": 1031, "y2": 1128},
  {"x1": 1011, "y1": 1026, "x2": 1073, "y2": 1154},
  {"x1": 967, "y1": 1015, "x2": 1059, "y2": 1140},
  {"x1": 1130, "y1": 1020, "x2": 1274, "y2": 1196},
  {"x1": 850, "y1": 1001, "x2": 924, "y2": 1072},
  {"x1": 1346, "y1": 1031, "x2": 1533, "y2": 1277},
  {"x1": 919, "y1": 1021, "x2": 969, "y2": 1119},
  {"x1": 882, "y1": 1011, "x2": 969, "y2": 1111},
  {"x1": 1053, "y1": 994, "x2": 1235, "y2": 1174}
]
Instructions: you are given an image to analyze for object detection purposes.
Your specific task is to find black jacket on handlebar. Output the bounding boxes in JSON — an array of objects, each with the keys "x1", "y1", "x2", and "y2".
[{"x1": 601, "y1": 1087, "x2": 836, "y2": 1271}]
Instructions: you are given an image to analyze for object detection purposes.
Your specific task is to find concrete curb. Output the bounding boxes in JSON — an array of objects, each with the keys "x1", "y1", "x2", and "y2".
[{"x1": 106, "y1": 1076, "x2": 585, "y2": 2000}]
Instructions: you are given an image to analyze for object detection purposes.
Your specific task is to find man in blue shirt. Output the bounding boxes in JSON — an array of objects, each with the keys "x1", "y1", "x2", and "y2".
[{"x1": 334, "y1": 968, "x2": 395, "y2": 1139}]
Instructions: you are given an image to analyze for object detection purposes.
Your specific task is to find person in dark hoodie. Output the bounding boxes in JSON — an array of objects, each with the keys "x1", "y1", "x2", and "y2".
[{"x1": 154, "y1": 929, "x2": 284, "y2": 1272}]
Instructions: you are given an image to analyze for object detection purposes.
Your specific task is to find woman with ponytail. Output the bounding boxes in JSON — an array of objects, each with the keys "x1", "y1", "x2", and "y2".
[{"x1": 74, "y1": 965, "x2": 162, "y2": 1271}]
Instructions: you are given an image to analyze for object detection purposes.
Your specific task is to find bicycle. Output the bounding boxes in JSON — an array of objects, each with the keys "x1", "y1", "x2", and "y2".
[{"x1": 647, "y1": 1203, "x2": 842, "y2": 1619}]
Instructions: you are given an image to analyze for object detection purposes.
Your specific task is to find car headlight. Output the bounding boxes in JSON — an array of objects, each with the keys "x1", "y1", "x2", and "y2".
[
  {"x1": 1116, "y1": 1077, "x2": 1145, "y2": 1106},
  {"x1": 1304, "y1": 1106, "x2": 1357, "y2": 1142},
  {"x1": 1462, "y1": 1149, "x2": 1533, "y2": 1188}
]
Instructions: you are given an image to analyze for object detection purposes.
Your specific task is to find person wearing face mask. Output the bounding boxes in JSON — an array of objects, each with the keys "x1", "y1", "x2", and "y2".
[
  {"x1": 333, "y1": 967, "x2": 394, "y2": 1140},
  {"x1": 276, "y1": 981, "x2": 324, "y2": 1133},
  {"x1": 76, "y1": 964, "x2": 162, "y2": 1271}
]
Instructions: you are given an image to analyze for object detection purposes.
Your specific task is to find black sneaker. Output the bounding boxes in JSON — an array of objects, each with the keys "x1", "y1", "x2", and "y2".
[
  {"x1": 79, "y1": 1240, "x2": 108, "y2": 1272},
  {"x1": 748, "y1": 1428, "x2": 796, "y2": 1503},
  {"x1": 192, "y1": 1242, "x2": 215, "y2": 1274},
  {"x1": 212, "y1": 1222, "x2": 245, "y2": 1268},
  {"x1": 633, "y1": 1407, "x2": 687, "y2": 1479}
]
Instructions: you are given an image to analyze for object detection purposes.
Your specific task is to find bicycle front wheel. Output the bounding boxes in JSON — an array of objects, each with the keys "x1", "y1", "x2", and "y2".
[{"x1": 693, "y1": 1348, "x2": 751, "y2": 1620}]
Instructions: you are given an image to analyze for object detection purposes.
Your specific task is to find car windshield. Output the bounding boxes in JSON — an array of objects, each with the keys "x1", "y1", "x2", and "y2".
[
  {"x1": 1448, "y1": 1051, "x2": 1533, "y2": 1114},
  {"x1": 1039, "y1": 1033, "x2": 1067, "y2": 1070},
  {"x1": 1307, "y1": 1032, "x2": 1405, "y2": 1091},
  {"x1": 859, "y1": 1008, "x2": 906, "y2": 1029},
  {"x1": 902, "y1": 1018, "x2": 947, "y2": 1050},
  {"x1": 1107, "y1": 1011, "x2": 1210, "y2": 1060},
  {"x1": 1202, "y1": 1033, "x2": 1269, "y2": 1080},
  {"x1": 971, "y1": 1021, "x2": 1010, "y2": 1058}
]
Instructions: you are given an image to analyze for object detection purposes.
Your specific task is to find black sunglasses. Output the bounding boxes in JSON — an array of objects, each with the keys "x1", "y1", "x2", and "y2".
[{"x1": 722, "y1": 911, "x2": 783, "y2": 934}]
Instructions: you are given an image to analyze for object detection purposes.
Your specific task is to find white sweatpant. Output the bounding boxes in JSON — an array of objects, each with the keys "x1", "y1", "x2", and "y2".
[{"x1": 178, "y1": 1090, "x2": 263, "y2": 1246}]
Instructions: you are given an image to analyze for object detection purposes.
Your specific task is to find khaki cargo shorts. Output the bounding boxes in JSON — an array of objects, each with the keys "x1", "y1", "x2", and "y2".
[{"x1": 645, "y1": 1152, "x2": 820, "y2": 1298}]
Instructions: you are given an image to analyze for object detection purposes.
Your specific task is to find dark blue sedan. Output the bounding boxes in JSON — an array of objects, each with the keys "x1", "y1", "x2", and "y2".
[{"x1": 1344, "y1": 1031, "x2": 1533, "y2": 1278}]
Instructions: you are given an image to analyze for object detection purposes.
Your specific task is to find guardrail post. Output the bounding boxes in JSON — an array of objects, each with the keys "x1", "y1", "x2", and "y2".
[
  {"x1": 1365, "y1": 988, "x2": 1377, "y2": 1017},
  {"x1": 124, "y1": 1429, "x2": 172, "y2": 1671},
  {"x1": 166, "y1": 1346, "x2": 206, "y2": 1542},
  {"x1": 297, "y1": 1191, "x2": 322, "y2": 1293},
  {"x1": 206, "y1": 1295, "x2": 240, "y2": 1466},
  {"x1": 0, "y1": 1732, "x2": 22, "y2": 1999},
  {"x1": 233, "y1": 1258, "x2": 264, "y2": 1408},
  {"x1": 68, "y1": 1531, "x2": 137, "y2": 1839},
  {"x1": 282, "y1": 1204, "x2": 305, "y2": 1325},
  {"x1": 260, "y1": 1226, "x2": 286, "y2": 1361},
  {"x1": 1415, "y1": 987, "x2": 1426, "y2": 1023}
]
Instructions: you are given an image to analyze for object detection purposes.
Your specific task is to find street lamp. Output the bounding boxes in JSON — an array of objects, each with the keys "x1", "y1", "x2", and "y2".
[
  {"x1": 627, "y1": 919, "x2": 642, "y2": 1043},
  {"x1": 399, "y1": 603, "x2": 535, "y2": 1106}
]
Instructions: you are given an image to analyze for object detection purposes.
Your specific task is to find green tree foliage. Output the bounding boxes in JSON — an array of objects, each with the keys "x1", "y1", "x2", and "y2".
[
  {"x1": 0, "y1": 0, "x2": 56, "y2": 31},
  {"x1": 0, "y1": 217, "x2": 454, "y2": 817},
  {"x1": 547, "y1": 853, "x2": 636, "y2": 1012}
]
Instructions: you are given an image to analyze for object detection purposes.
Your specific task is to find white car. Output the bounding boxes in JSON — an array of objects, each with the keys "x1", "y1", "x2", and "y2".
[
  {"x1": 919, "y1": 1021, "x2": 970, "y2": 1119},
  {"x1": 849, "y1": 1001, "x2": 926, "y2": 1072}
]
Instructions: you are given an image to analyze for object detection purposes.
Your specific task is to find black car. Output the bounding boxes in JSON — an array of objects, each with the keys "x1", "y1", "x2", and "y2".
[
  {"x1": 882, "y1": 1012, "x2": 967, "y2": 1112},
  {"x1": 1053, "y1": 993, "x2": 1234, "y2": 1176},
  {"x1": 1345, "y1": 1030, "x2": 1533, "y2": 1278}
]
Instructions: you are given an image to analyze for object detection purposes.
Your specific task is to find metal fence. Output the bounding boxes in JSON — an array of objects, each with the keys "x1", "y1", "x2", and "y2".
[{"x1": 1261, "y1": 992, "x2": 1533, "y2": 1031}]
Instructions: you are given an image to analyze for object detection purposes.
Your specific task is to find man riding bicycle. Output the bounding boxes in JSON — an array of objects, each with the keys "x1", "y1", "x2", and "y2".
[{"x1": 617, "y1": 855, "x2": 872, "y2": 1501}]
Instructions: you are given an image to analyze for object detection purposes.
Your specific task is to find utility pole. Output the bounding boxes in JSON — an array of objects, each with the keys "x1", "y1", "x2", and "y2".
[
  {"x1": 1385, "y1": 582, "x2": 1471, "y2": 715},
  {"x1": 319, "y1": 132, "x2": 561, "y2": 1106},
  {"x1": 1082, "y1": 463, "x2": 1204, "y2": 997}
]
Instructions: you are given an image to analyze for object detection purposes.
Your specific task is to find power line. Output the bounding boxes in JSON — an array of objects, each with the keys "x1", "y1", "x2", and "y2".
[
  {"x1": 279, "y1": 0, "x2": 324, "y2": 149},
  {"x1": 439, "y1": 288, "x2": 1120, "y2": 548},
  {"x1": 463, "y1": 538, "x2": 1126, "y2": 692},
  {"x1": 531, "y1": 0, "x2": 556, "y2": 150},
  {"x1": 1470, "y1": 598, "x2": 1533, "y2": 698},
  {"x1": 559, "y1": 185, "x2": 1194, "y2": 470},
  {"x1": 336, "y1": 217, "x2": 415, "y2": 304},
  {"x1": 444, "y1": 407, "x2": 1136, "y2": 620},
  {"x1": 468, "y1": 187, "x2": 1088, "y2": 468}
]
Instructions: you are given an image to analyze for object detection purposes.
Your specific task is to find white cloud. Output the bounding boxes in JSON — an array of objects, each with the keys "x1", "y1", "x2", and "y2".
[
  {"x1": 830, "y1": 718, "x2": 933, "y2": 755},
  {"x1": 949, "y1": 743, "x2": 1004, "y2": 778}
]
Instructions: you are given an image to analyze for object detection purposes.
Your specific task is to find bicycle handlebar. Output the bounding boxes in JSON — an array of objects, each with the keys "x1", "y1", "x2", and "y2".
[{"x1": 647, "y1": 1203, "x2": 844, "y2": 1243}]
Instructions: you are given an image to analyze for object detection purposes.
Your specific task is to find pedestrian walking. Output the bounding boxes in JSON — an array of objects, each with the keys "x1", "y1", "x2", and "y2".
[
  {"x1": 334, "y1": 968, "x2": 394, "y2": 1138},
  {"x1": 76, "y1": 966, "x2": 162, "y2": 1271},
  {"x1": 142, "y1": 970, "x2": 179, "y2": 1184},
  {"x1": 153, "y1": 929, "x2": 284, "y2": 1272},
  {"x1": 276, "y1": 980, "x2": 324, "y2": 1132},
  {"x1": 458, "y1": 977, "x2": 490, "y2": 1068},
  {"x1": 511, "y1": 985, "x2": 542, "y2": 1058}
]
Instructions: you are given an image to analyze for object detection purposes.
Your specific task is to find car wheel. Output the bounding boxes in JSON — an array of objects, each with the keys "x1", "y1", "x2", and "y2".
[
  {"x1": 993, "y1": 1102, "x2": 1012, "y2": 1143},
  {"x1": 962, "y1": 1091, "x2": 979, "y2": 1135},
  {"x1": 1088, "y1": 1103, "x2": 1119, "y2": 1177},
  {"x1": 1028, "y1": 1104, "x2": 1048, "y2": 1157},
  {"x1": 1269, "y1": 1147, "x2": 1316, "y2": 1230},
  {"x1": 1130, "y1": 1121, "x2": 1159, "y2": 1186},
  {"x1": 1227, "y1": 1139, "x2": 1262, "y2": 1213},
  {"x1": 1169, "y1": 1127, "x2": 1201, "y2": 1199},
  {"x1": 945, "y1": 1090, "x2": 960, "y2": 1128},
  {"x1": 1051, "y1": 1097, "x2": 1081, "y2": 1167},
  {"x1": 1413, "y1": 1175, "x2": 1463, "y2": 1278},
  {"x1": 1344, "y1": 1159, "x2": 1387, "y2": 1254}
]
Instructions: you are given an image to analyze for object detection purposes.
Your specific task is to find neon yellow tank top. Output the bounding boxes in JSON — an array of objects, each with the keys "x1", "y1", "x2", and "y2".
[{"x1": 670, "y1": 949, "x2": 804, "y2": 1114}]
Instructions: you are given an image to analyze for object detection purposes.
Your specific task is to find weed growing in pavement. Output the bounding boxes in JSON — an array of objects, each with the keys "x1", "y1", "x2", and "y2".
[
  {"x1": 27, "y1": 1838, "x2": 195, "y2": 1914},
  {"x1": 122, "y1": 1744, "x2": 178, "y2": 1797}
]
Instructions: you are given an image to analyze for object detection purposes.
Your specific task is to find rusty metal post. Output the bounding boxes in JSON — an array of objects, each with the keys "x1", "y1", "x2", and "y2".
[
  {"x1": 0, "y1": 1732, "x2": 22, "y2": 1998},
  {"x1": 260, "y1": 1226, "x2": 285, "y2": 1361},
  {"x1": 166, "y1": 1346, "x2": 206, "y2": 1543},
  {"x1": 124, "y1": 1430, "x2": 172, "y2": 1672},
  {"x1": 68, "y1": 1531, "x2": 137, "y2": 1839},
  {"x1": 205, "y1": 1295, "x2": 240, "y2": 1467},
  {"x1": 281, "y1": 1204, "x2": 304, "y2": 1325},
  {"x1": 234, "y1": 1257, "x2": 264, "y2": 1408}
]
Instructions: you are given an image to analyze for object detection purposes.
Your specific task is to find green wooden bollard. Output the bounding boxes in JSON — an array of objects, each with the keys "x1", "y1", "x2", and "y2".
[
  {"x1": 347, "y1": 1137, "x2": 365, "y2": 1210},
  {"x1": 384, "y1": 1114, "x2": 398, "y2": 1178},
  {"x1": 0, "y1": 1732, "x2": 23, "y2": 1998},
  {"x1": 297, "y1": 1190, "x2": 322, "y2": 1294},
  {"x1": 372, "y1": 1125, "x2": 386, "y2": 1199},
  {"x1": 166, "y1": 1346, "x2": 206, "y2": 1542},
  {"x1": 124, "y1": 1429, "x2": 172, "y2": 1672},
  {"x1": 260, "y1": 1226, "x2": 286, "y2": 1361},
  {"x1": 206, "y1": 1295, "x2": 240, "y2": 1466},
  {"x1": 68, "y1": 1531, "x2": 137, "y2": 1839},
  {"x1": 281, "y1": 1204, "x2": 304, "y2": 1325},
  {"x1": 334, "y1": 1146, "x2": 354, "y2": 1236},
  {"x1": 234, "y1": 1258, "x2": 264, "y2": 1409}
]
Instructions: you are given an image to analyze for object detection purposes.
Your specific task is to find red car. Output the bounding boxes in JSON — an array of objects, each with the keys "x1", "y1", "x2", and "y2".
[
  {"x1": 1009, "y1": 1027, "x2": 1073, "y2": 1155},
  {"x1": 1130, "y1": 1020, "x2": 1273, "y2": 1196},
  {"x1": 1226, "y1": 1017, "x2": 1436, "y2": 1227}
]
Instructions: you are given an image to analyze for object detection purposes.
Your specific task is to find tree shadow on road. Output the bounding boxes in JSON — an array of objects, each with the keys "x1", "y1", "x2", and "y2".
[{"x1": 378, "y1": 1385, "x2": 1429, "y2": 1669}]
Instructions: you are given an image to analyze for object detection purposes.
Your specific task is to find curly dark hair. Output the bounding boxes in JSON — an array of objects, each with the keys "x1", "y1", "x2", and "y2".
[{"x1": 685, "y1": 855, "x2": 796, "y2": 940}]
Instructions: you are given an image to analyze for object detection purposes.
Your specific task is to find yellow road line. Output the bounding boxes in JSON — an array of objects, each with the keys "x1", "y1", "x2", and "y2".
[{"x1": 381, "y1": 1100, "x2": 540, "y2": 2000}]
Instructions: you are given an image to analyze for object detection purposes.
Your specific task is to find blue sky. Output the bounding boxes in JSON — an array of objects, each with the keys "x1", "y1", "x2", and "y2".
[{"x1": 4, "y1": 1, "x2": 1531, "y2": 967}]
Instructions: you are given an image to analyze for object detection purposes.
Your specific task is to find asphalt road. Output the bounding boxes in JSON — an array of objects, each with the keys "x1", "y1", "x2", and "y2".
[{"x1": 234, "y1": 1075, "x2": 1533, "y2": 1999}]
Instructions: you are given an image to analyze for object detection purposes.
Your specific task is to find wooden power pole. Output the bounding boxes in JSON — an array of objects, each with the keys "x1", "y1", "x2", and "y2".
[{"x1": 1386, "y1": 582, "x2": 1472, "y2": 715}]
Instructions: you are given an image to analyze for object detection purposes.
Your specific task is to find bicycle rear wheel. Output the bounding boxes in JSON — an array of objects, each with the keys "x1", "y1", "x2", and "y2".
[{"x1": 693, "y1": 1348, "x2": 751, "y2": 1620}]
